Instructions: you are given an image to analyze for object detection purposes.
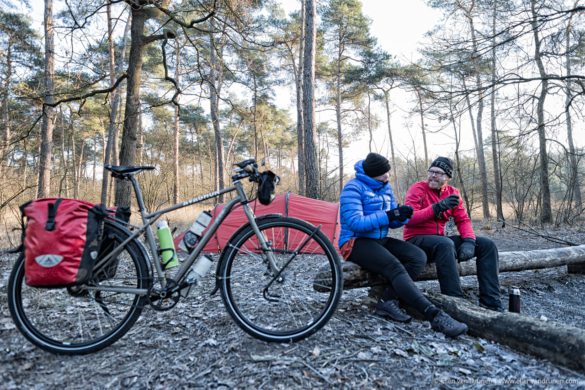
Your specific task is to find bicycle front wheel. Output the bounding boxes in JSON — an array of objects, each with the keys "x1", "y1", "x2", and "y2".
[
  {"x1": 219, "y1": 216, "x2": 343, "y2": 342},
  {"x1": 7, "y1": 221, "x2": 150, "y2": 355}
]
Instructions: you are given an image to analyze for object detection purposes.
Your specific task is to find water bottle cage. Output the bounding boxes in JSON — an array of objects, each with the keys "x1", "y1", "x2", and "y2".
[{"x1": 160, "y1": 248, "x2": 177, "y2": 268}]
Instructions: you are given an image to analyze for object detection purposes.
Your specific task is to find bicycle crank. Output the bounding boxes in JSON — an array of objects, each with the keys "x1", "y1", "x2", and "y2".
[{"x1": 147, "y1": 280, "x2": 181, "y2": 311}]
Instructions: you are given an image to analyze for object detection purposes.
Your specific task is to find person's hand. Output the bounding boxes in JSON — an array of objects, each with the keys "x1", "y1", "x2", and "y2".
[
  {"x1": 457, "y1": 238, "x2": 476, "y2": 261},
  {"x1": 387, "y1": 205, "x2": 413, "y2": 222},
  {"x1": 432, "y1": 194, "x2": 460, "y2": 217}
]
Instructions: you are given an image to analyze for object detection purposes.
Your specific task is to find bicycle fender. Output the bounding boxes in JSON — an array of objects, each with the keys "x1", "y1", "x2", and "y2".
[{"x1": 210, "y1": 214, "x2": 283, "y2": 295}]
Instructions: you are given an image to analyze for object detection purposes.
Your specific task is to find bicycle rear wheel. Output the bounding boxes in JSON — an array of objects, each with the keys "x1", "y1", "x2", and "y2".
[
  {"x1": 219, "y1": 216, "x2": 343, "y2": 342},
  {"x1": 7, "y1": 221, "x2": 150, "y2": 355}
]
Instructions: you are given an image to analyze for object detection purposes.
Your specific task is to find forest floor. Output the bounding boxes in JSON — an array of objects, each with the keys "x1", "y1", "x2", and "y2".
[{"x1": 1, "y1": 223, "x2": 585, "y2": 389}]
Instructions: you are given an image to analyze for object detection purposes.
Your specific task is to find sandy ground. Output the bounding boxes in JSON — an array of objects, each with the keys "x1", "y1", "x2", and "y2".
[{"x1": 1, "y1": 224, "x2": 585, "y2": 389}]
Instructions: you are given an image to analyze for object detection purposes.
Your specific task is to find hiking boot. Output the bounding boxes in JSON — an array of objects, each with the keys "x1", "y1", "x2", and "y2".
[
  {"x1": 479, "y1": 302, "x2": 505, "y2": 312},
  {"x1": 431, "y1": 311, "x2": 468, "y2": 338},
  {"x1": 375, "y1": 299, "x2": 412, "y2": 323}
]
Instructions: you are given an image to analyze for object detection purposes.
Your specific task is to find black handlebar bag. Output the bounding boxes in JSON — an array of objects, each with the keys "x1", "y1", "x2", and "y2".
[
  {"x1": 20, "y1": 198, "x2": 106, "y2": 287},
  {"x1": 257, "y1": 170, "x2": 280, "y2": 205}
]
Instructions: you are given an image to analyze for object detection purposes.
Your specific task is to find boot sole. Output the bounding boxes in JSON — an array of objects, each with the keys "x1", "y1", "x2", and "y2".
[
  {"x1": 374, "y1": 309, "x2": 412, "y2": 323},
  {"x1": 437, "y1": 325, "x2": 468, "y2": 338}
]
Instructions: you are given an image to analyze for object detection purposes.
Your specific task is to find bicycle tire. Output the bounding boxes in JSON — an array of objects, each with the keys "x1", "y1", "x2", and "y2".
[
  {"x1": 219, "y1": 216, "x2": 343, "y2": 342},
  {"x1": 7, "y1": 220, "x2": 151, "y2": 355}
]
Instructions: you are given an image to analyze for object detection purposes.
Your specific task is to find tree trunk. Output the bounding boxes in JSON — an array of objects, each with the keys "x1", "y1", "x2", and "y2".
[
  {"x1": 70, "y1": 129, "x2": 78, "y2": 198},
  {"x1": 468, "y1": 12, "x2": 490, "y2": 220},
  {"x1": 450, "y1": 103, "x2": 471, "y2": 211},
  {"x1": 296, "y1": 0, "x2": 305, "y2": 195},
  {"x1": 101, "y1": 8, "x2": 130, "y2": 205},
  {"x1": 208, "y1": 19, "x2": 225, "y2": 202},
  {"x1": 302, "y1": 0, "x2": 319, "y2": 199},
  {"x1": 0, "y1": 39, "x2": 11, "y2": 179},
  {"x1": 490, "y1": 1, "x2": 504, "y2": 222},
  {"x1": 173, "y1": 43, "x2": 181, "y2": 205},
  {"x1": 530, "y1": 0, "x2": 552, "y2": 224},
  {"x1": 564, "y1": 10, "x2": 582, "y2": 213},
  {"x1": 38, "y1": 0, "x2": 55, "y2": 198},
  {"x1": 383, "y1": 90, "x2": 399, "y2": 196},
  {"x1": 428, "y1": 293, "x2": 585, "y2": 372},
  {"x1": 335, "y1": 60, "x2": 344, "y2": 195},
  {"x1": 415, "y1": 88, "x2": 428, "y2": 168},
  {"x1": 367, "y1": 91, "x2": 373, "y2": 152},
  {"x1": 115, "y1": 1, "x2": 171, "y2": 207},
  {"x1": 58, "y1": 110, "x2": 68, "y2": 198},
  {"x1": 115, "y1": 8, "x2": 147, "y2": 208}
]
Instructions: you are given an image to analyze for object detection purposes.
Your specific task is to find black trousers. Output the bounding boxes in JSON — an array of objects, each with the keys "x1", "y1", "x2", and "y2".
[
  {"x1": 348, "y1": 237, "x2": 433, "y2": 314},
  {"x1": 407, "y1": 235, "x2": 502, "y2": 309}
]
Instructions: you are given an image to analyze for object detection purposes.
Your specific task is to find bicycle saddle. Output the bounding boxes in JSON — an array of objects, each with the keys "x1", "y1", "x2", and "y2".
[{"x1": 105, "y1": 165, "x2": 156, "y2": 177}]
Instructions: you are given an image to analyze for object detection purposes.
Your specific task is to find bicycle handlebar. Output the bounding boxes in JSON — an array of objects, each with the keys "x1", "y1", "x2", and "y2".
[{"x1": 232, "y1": 159, "x2": 262, "y2": 183}]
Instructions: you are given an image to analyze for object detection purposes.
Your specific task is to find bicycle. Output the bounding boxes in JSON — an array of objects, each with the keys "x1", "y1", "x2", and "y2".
[{"x1": 7, "y1": 159, "x2": 343, "y2": 355}]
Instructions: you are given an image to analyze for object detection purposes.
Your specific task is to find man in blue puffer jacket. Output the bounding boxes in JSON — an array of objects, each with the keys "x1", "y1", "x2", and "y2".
[{"x1": 339, "y1": 153, "x2": 468, "y2": 338}]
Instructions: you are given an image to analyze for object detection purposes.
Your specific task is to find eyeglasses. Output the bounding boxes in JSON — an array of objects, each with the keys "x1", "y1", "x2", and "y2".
[{"x1": 427, "y1": 169, "x2": 447, "y2": 178}]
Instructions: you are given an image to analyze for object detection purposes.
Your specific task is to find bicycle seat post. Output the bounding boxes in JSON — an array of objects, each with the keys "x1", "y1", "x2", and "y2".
[
  {"x1": 126, "y1": 173, "x2": 163, "y2": 282},
  {"x1": 128, "y1": 175, "x2": 148, "y2": 217}
]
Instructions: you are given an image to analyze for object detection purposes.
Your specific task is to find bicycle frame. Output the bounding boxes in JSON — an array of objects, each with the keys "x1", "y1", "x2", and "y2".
[{"x1": 92, "y1": 171, "x2": 280, "y2": 294}]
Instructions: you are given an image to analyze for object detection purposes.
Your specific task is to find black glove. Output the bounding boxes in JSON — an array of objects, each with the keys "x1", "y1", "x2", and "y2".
[
  {"x1": 386, "y1": 205, "x2": 413, "y2": 223},
  {"x1": 457, "y1": 238, "x2": 476, "y2": 262},
  {"x1": 432, "y1": 194, "x2": 460, "y2": 217}
]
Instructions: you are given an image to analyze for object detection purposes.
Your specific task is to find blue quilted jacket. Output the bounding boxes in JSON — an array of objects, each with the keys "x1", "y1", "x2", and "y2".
[{"x1": 338, "y1": 160, "x2": 406, "y2": 248}]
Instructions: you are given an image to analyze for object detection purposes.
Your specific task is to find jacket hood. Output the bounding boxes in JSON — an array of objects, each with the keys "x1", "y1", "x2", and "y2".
[{"x1": 354, "y1": 160, "x2": 388, "y2": 191}]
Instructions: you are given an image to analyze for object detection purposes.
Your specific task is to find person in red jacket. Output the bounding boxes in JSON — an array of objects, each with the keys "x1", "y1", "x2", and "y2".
[{"x1": 403, "y1": 157, "x2": 503, "y2": 311}]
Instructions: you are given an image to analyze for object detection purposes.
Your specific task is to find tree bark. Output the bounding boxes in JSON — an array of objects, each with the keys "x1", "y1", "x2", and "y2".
[
  {"x1": 115, "y1": 1, "x2": 171, "y2": 208},
  {"x1": 296, "y1": 0, "x2": 305, "y2": 195},
  {"x1": 383, "y1": 90, "x2": 399, "y2": 196},
  {"x1": 208, "y1": 18, "x2": 225, "y2": 202},
  {"x1": 302, "y1": 0, "x2": 319, "y2": 199},
  {"x1": 564, "y1": 9, "x2": 582, "y2": 213},
  {"x1": 1, "y1": 36, "x2": 11, "y2": 179},
  {"x1": 101, "y1": 7, "x2": 130, "y2": 206},
  {"x1": 115, "y1": 8, "x2": 147, "y2": 208},
  {"x1": 467, "y1": 7, "x2": 490, "y2": 220},
  {"x1": 415, "y1": 87, "x2": 428, "y2": 168},
  {"x1": 38, "y1": 0, "x2": 55, "y2": 198},
  {"x1": 530, "y1": 0, "x2": 552, "y2": 224},
  {"x1": 490, "y1": 0, "x2": 504, "y2": 222},
  {"x1": 173, "y1": 43, "x2": 181, "y2": 205}
]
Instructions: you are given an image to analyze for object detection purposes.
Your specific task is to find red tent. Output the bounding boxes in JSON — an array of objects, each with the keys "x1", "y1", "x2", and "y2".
[{"x1": 175, "y1": 193, "x2": 340, "y2": 253}]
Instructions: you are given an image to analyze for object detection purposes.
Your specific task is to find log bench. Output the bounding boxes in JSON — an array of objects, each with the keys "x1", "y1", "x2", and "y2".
[{"x1": 314, "y1": 245, "x2": 585, "y2": 292}]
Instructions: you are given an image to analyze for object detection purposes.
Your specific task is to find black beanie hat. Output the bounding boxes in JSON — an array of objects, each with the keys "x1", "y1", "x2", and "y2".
[
  {"x1": 429, "y1": 157, "x2": 454, "y2": 178},
  {"x1": 363, "y1": 153, "x2": 391, "y2": 177}
]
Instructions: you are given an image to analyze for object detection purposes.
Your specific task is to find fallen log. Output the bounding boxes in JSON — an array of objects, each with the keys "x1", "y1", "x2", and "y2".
[
  {"x1": 314, "y1": 245, "x2": 585, "y2": 292},
  {"x1": 427, "y1": 293, "x2": 585, "y2": 372}
]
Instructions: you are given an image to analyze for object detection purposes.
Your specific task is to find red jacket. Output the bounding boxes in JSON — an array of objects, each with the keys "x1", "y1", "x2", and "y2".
[{"x1": 403, "y1": 181, "x2": 475, "y2": 241}]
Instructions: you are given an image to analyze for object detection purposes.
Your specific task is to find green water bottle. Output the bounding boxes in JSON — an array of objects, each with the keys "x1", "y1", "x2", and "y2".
[{"x1": 156, "y1": 220, "x2": 178, "y2": 271}]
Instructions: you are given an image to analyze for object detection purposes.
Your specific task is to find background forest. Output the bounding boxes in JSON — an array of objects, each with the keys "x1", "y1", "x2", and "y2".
[{"x1": 0, "y1": 0, "x2": 584, "y2": 234}]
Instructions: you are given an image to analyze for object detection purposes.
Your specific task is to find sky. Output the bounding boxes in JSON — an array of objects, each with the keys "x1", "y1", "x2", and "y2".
[{"x1": 280, "y1": 0, "x2": 441, "y2": 61}]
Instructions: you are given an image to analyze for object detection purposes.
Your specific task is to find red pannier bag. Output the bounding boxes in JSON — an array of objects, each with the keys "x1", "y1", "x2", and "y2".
[{"x1": 20, "y1": 198, "x2": 106, "y2": 287}]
